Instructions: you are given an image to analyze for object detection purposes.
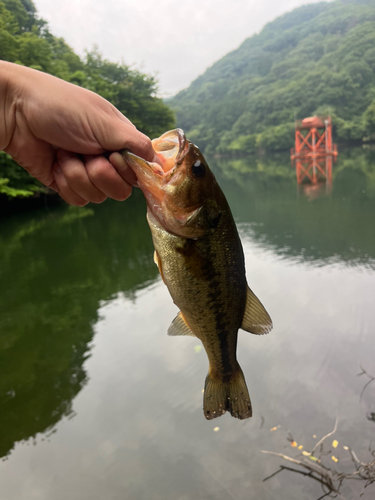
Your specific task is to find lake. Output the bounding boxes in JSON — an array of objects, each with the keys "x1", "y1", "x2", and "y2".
[{"x1": 0, "y1": 146, "x2": 374, "y2": 499}]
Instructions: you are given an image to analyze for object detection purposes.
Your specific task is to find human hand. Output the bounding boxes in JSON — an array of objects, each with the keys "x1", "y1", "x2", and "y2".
[{"x1": 0, "y1": 61, "x2": 159, "y2": 206}]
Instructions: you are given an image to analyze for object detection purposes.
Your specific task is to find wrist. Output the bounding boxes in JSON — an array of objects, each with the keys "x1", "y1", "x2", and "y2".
[{"x1": 0, "y1": 61, "x2": 20, "y2": 152}]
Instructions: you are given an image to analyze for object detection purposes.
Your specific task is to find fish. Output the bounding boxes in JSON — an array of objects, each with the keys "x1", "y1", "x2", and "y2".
[{"x1": 121, "y1": 129, "x2": 272, "y2": 420}]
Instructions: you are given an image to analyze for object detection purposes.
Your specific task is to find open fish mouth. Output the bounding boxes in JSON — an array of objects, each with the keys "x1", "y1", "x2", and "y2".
[
  {"x1": 153, "y1": 128, "x2": 188, "y2": 172},
  {"x1": 120, "y1": 129, "x2": 190, "y2": 178}
]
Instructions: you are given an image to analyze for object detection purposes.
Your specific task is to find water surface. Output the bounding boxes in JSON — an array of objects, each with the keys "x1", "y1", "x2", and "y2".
[{"x1": 1, "y1": 146, "x2": 374, "y2": 499}]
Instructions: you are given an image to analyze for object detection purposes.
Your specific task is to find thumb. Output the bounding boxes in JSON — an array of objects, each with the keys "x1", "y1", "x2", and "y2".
[{"x1": 103, "y1": 117, "x2": 161, "y2": 164}]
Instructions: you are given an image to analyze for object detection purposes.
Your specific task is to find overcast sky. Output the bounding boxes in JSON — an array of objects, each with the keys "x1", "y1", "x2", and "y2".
[{"x1": 35, "y1": 0, "x2": 329, "y2": 96}]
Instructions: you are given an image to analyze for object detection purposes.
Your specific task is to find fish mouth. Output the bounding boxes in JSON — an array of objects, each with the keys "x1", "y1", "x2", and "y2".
[
  {"x1": 153, "y1": 128, "x2": 188, "y2": 172},
  {"x1": 120, "y1": 129, "x2": 190, "y2": 179}
]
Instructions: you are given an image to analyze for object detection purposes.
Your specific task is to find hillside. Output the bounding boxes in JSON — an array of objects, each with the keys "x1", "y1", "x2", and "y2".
[
  {"x1": 0, "y1": 0, "x2": 175, "y2": 199},
  {"x1": 170, "y1": 0, "x2": 375, "y2": 154}
]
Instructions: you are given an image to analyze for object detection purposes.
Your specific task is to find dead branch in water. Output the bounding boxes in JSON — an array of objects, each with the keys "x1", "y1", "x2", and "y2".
[
  {"x1": 262, "y1": 419, "x2": 375, "y2": 498},
  {"x1": 311, "y1": 418, "x2": 338, "y2": 457},
  {"x1": 358, "y1": 364, "x2": 375, "y2": 402}
]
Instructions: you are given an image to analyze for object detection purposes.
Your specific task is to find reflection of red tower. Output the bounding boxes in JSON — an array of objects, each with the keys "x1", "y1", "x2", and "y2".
[
  {"x1": 295, "y1": 155, "x2": 333, "y2": 197},
  {"x1": 290, "y1": 116, "x2": 337, "y2": 195}
]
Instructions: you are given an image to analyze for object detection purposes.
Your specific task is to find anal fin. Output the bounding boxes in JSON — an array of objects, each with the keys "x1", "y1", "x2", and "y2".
[
  {"x1": 168, "y1": 311, "x2": 196, "y2": 337},
  {"x1": 241, "y1": 286, "x2": 273, "y2": 335}
]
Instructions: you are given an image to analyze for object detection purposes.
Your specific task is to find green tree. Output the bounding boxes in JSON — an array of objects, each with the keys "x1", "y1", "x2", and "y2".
[
  {"x1": 363, "y1": 99, "x2": 375, "y2": 137},
  {"x1": 0, "y1": 0, "x2": 175, "y2": 200}
]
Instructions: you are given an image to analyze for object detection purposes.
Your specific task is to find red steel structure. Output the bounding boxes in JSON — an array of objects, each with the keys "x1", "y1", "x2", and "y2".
[
  {"x1": 290, "y1": 116, "x2": 337, "y2": 190},
  {"x1": 291, "y1": 116, "x2": 337, "y2": 159}
]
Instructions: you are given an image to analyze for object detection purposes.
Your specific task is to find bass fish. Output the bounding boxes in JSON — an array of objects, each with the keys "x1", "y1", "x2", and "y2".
[{"x1": 122, "y1": 129, "x2": 272, "y2": 420}]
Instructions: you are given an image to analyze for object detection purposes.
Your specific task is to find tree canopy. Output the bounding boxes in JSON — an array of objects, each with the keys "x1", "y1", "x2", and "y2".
[
  {"x1": 170, "y1": 0, "x2": 375, "y2": 154},
  {"x1": 0, "y1": 0, "x2": 175, "y2": 198}
]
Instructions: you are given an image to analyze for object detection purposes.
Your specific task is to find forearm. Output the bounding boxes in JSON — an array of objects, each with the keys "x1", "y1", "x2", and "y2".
[{"x1": 0, "y1": 61, "x2": 20, "y2": 151}]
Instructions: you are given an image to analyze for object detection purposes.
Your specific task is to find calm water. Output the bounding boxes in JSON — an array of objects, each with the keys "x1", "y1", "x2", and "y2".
[{"x1": 1, "y1": 146, "x2": 374, "y2": 499}]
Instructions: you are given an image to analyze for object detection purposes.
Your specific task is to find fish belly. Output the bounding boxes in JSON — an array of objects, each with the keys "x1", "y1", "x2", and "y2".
[{"x1": 147, "y1": 210, "x2": 247, "y2": 381}]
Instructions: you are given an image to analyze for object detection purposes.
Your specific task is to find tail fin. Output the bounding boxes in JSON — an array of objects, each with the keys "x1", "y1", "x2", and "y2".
[{"x1": 203, "y1": 367, "x2": 252, "y2": 420}]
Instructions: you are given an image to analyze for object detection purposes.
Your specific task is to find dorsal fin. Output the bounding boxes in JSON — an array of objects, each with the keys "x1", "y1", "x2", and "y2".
[
  {"x1": 241, "y1": 286, "x2": 273, "y2": 335},
  {"x1": 168, "y1": 311, "x2": 196, "y2": 337}
]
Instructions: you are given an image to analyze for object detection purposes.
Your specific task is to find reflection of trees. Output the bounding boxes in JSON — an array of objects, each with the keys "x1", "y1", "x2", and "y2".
[
  {"x1": 210, "y1": 147, "x2": 375, "y2": 267},
  {"x1": 0, "y1": 191, "x2": 157, "y2": 458}
]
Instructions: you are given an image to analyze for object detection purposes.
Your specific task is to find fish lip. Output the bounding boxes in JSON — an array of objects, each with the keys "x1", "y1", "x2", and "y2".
[
  {"x1": 120, "y1": 129, "x2": 190, "y2": 179},
  {"x1": 163, "y1": 130, "x2": 190, "y2": 181},
  {"x1": 119, "y1": 150, "x2": 164, "y2": 177},
  {"x1": 174, "y1": 128, "x2": 189, "y2": 165}
]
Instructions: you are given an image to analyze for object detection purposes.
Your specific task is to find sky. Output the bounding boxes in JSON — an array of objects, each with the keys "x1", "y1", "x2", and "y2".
[{"x1": 35, "y1": 0, "x2": 329, "y2": 97}]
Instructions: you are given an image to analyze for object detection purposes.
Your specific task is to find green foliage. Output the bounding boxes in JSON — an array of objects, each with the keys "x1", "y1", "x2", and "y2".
[
  {"x1": 0, "y1": 151, "x2": 41, "y2": 196},
  {"x1": 256, "y1": 122, "x2": 295, "y2": 151},
  {"x1": 80, "y1": 49, "x2": 175, "y2": 139},
  {"x1": 0, "y1": 178, "x2": 34, "y2": 197},
  {"x1": 227, "y1": 134, "x2": 258, "y2": 154},
  {"x1": 0, "y1": 0, "x2": 175, "y2": 199},
  {"x1": 170, "y1": 0, "x2": 375, "y2": 154},
  {"x1": 363, "y1": 99, "x2": 375, "y2": 137}
]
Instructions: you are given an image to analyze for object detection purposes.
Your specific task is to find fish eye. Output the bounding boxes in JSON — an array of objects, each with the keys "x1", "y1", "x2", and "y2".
[{"x1": 192, "y1": 160, "x2": 206, "y2": 178}]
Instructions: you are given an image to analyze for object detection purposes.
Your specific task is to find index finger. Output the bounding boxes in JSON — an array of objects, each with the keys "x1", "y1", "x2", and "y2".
[{"x1": 109, "y1": 152, "x2": 138, "y2": 187}]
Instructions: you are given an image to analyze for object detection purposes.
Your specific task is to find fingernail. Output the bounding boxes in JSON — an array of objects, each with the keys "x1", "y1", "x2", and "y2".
[{"x1": 110, "y1": 152, "x2": 127, "y2": 171}]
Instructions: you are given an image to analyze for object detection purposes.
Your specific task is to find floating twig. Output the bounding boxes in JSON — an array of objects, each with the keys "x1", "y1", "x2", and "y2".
[
  {"x1": 262, "y1": 419, "x2": 375, "y2": 498},
  {"x1": 357, "y1": 364, "x2": 375, "y2": 402}
]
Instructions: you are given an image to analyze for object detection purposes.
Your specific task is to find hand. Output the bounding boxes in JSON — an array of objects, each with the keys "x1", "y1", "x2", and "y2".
[{"x1": 0, "y1": 61, "x2": 159, "y2": 206}]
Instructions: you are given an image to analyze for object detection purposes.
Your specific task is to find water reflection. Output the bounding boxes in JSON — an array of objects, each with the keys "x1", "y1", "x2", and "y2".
[
  {"x1": 1, "y1": 147, "x2": 375, "y2": 459},
  {"x1": 294, "y1": 153, "x2": 334, "y2": 200},
  {"x1": 295, "y1": 154, "x2": 333, "y2": 197},
  {"x1": 0, "y1": 146, "x2": 374, "y2": 500},
  {"x1": 298, "y1": 180, "x2": 331, "y2": 201},
  {"x1": 0, "y1": 191, "x2": 157, "y2": 458},
  {"x1": 210, "y1": 146, "x2": 375, "y2": 268}
]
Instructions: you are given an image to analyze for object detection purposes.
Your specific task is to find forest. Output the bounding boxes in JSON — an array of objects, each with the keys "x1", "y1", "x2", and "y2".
[
  {"x1": 3, "y1": 0, "x2": 375, "y2": 199},
  {"x1": 0, "y1": 0, "x2": 175, "y2": 199},
  {"x1": 170, "y1": 0, "x2": 375, "y2": 155}
]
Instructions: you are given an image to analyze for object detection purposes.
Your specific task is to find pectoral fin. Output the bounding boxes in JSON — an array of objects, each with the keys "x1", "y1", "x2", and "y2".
[
  {"x1": 168, "y1": 311, "x2": 196, "y2": 337},
  {"x1": 241, "y1": 286, "x2": 273, "y2": 335}
]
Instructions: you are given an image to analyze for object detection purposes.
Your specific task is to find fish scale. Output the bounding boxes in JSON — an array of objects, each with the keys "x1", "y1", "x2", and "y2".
[{"x1": 148, "y1": 208, "x2": 245, "y2": 382}]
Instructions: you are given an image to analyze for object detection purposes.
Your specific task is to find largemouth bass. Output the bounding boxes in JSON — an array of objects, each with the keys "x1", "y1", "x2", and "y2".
[{"x1": 121, "y1": 129, "x2": 272, "y2": 420}]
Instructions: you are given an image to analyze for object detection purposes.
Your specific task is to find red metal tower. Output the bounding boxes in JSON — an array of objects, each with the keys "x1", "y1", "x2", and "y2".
[
  {"x1": 291, "y1": 116, "x2": 337, "y2": 159},
  {"x1": 290, "y1": 116, "x2": 337, "y2": 191}
]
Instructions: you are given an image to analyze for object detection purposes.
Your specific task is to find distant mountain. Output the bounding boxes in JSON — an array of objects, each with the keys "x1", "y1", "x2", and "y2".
[{"x1": 169, "y1": 0, "x2": 375, "y2": 154}]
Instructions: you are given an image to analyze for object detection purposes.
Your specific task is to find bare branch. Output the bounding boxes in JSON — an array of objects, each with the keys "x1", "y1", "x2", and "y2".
[
  {"x1": 261, "y1": 450, "x2": 337, "y2": 491},
  {"x1": 358, "y1": 364, "x2": 375, "y2": 401},
  {"x1": 311, "y1": 418, "x2": 338, "y2": 456},
  {"x1": 261, "y1": 420, "x2": 375, "y2": 498},
  {"x1": 261, "y1": 450, "x2": 303, "y2": 466}
]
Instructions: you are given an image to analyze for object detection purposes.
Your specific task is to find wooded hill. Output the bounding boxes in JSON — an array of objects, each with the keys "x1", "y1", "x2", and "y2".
[
  {"x1": 170, "y1": 0, "x2": 375, "y2": 154},
  {"x1": 0, "y1": 0, "x2": 175, "y2": 198}
]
